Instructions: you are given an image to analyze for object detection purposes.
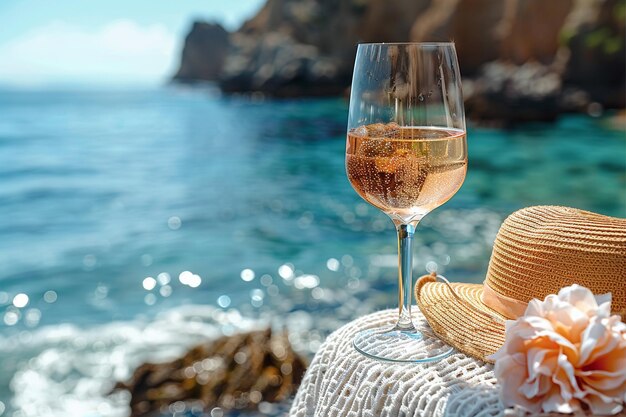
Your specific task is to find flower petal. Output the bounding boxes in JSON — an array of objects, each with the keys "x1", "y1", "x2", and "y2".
[
  {"x1": 580, "y1": 390, "x2": 624, "y2": 416},
  {"x1": 492, "y1": 284, "x2": 626, "y2": 416},
  {"x1": 540, "y1": 385, "x2": 577, "y2": 414},
  {"x1": 558, "y1": 284, "x2": 599, "y2": 313},
  {"x1": 553, "y1": 352, "x2": 580, "y2": 399},
  {"x1": 580, "y1": 316, "x2": 626, "y2": 366},
  {"x1": 496, "y1": 353, "x2": 542, "y2": 413}
]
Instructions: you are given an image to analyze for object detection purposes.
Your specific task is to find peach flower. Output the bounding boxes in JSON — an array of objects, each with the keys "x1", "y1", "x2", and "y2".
[{"x1": 489, "y1": 284, "x2": 626, "y2": 415}]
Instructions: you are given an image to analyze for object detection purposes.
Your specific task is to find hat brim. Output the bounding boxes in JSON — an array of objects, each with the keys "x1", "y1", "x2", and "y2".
[{"x1": 415, "y1": 274, "x2": 508, "y2": 363}]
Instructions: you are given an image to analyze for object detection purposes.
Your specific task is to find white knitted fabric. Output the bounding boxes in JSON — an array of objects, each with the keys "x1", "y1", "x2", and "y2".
[{"x1": 290, "y1": 308, "x2": 504, "y2": 417}]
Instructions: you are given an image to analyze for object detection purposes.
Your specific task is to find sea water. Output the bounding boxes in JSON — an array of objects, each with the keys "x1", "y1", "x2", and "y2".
[{"x1": 0, "y1": 88, "x2": 624, "y2": 416}]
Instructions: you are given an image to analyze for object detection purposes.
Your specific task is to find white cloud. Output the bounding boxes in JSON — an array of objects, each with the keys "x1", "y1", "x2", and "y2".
[{"x1": 0, "y1": 19, "x2": 178, "y2": 86}]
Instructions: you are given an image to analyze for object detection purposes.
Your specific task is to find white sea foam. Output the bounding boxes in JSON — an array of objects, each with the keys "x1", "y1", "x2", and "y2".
[
  {"x1": 0, "y1": 305, "x2": 266, "y2": 417},
  {"x1": 0, "y1": 299, "x2": 345, "y2": 417}
]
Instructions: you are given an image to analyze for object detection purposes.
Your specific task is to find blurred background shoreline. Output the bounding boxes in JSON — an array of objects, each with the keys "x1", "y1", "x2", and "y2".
[
  {"x1": 0, "y1": 0, "x2": 624, "y2": 416},
  {"x1": 171, "y1": 0, "x2": 625, "y2": 124}
]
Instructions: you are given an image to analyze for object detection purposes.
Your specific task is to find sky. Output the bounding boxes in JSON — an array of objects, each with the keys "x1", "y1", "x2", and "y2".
[{"x1": 0, "y1": 0, "x2": 265, "y2": 87}]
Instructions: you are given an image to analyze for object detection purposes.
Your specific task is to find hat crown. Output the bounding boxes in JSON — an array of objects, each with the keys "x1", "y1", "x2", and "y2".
[{"x1": 484, "y1": 206, "x2": 626, "y2": 317}]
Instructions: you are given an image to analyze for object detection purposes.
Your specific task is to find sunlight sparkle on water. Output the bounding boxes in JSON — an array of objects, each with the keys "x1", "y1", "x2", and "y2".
[
  {"x1": 326, "y1": 258, "x2": 340, "y2": 271},
  {"x1": 94, "y1": 284, "x2": 108, "y2": 300},
  {"x1": 24, "y1": 309, "x2": 41, "y2": 327},
  {"x1": 426, "y1": 261, "x2": 438, "y2": 273},
  {"x1": 217, "y1": 295, "x2": 231, "y2": 308},
  {"x1": 278, "y1": 264, "x2": 294, "y2": 280},
  {"x1": 311, "y1": 287, "x2": 325, "y2": 300},
  {"x1": 168, "y1": 216, "x2": 182, "y2": 230},
  {"x1": 157, "y1": 272, "x2": 171, "y2": 285},
  {"x1": 250, "y1": 289, "x2": 264, "y2": 307},
  {"x1": 4, "y1": 311, "x2": 18, "y2": 326},
  {"x1": 188, "y1": 275, "x2": 201, "y2": 288},
  {"x1": 160, "y1": 285, "x2": 172, "y2": 297},
  {"x1": 240, "y1": 268, "x2": 255, "y2": 282},
  {"x1": 13, "y1": 293, "x2": 29, "y2": 308},
  {"x1": 142, "y1": 277, "x2": 157, "y2": 291},
  {"x1": 250, "y1": 289, "x2": 264, "y2": 299},
  {"x1": 178, "y1": 271, "x2": 203, "y2": 287},
  {"x1": 267, "y1": 285, "x2": 279, "y2": 296},
  {"x1": 179, "y1": 271, "x2": 192, "y2": 284},
  {"x1": 294, "y1": 274, "x2": 320, "y2": 289},
  {"x1": 43, "y1": 291, "x2": 57, "y2": 303},
  {"x1": 260, "y1": 274, "x2": 272, "y2": 286},
  {"x1": 83, "y1": 254, "x2": 97, "y2": 269}
]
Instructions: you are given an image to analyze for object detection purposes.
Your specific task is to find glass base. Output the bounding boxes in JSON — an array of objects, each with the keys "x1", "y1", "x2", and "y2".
[{"x1": 353, "y1": 326, "x2": 454, "y2": 363}]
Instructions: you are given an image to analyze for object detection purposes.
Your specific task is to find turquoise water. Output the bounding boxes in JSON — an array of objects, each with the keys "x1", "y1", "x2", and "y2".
[{"x1": 0, "y1": 88, "x2": 624, "y2": 416}]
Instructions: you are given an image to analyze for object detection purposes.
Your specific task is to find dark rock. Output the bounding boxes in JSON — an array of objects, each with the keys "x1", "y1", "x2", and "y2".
[
  {"x1": 173, "y1": 22, "x2": 230, "y2": 82},
  {"x1": 220, "y1": 32, "x2": 349, "y2": 97},
  {"x1": 498, "y1": 0, "x2": 572, "y2": 65},
  {"x1": 410, "y1": 0, "x2": 506, "y2": 76},
  {"x1": 563, "y1": 0, "x2": 626, "y2": 108},
  {"x1": 464, "y1": 61, "x2": 562, "y2": 124},
  {"x1": 358, "y1": 0, "x2": 431, "y2": 43},
  {"x1": 220, "y1": 0, "x2": 366, "y2": 97},
  {"x1": 113, "y1": 328, "x2": 307, "y2": 417},
  {"x1": 410, "y1": 0, "x2": 572, "y2": 75}
]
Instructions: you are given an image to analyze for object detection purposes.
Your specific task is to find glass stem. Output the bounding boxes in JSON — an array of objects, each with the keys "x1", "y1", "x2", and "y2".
[{"x1": 395, "y1": 223, "x2": 417, "y2": 332}]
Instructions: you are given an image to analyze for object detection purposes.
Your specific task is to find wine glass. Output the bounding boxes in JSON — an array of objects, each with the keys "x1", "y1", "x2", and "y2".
[{"x1": 346, "y1": 43, "x2": 467, "y2": 362}]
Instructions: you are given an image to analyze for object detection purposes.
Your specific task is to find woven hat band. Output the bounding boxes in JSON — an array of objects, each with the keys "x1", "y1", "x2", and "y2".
[{"x1": 481, "y1": 284, "x2": 528, "y2": 319}]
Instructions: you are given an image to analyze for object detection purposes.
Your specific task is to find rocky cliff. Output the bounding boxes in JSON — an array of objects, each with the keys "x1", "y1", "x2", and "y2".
[
  {"x1": 173, "y1": 0, "x2": 625, "y2": 120},
  {"x1": 173, "y1": 22, "x2": 230, "y2": 82}
]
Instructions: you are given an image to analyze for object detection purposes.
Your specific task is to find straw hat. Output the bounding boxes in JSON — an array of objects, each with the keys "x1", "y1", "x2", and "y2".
[{"x1": 415, "y1": 205, "x2": 626, "y2": 363}]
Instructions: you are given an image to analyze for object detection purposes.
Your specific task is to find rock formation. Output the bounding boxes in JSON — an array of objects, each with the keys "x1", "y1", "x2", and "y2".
[
  {"x1": 173, "y1": 22, "x2": 230, "y2": 82},
  {"x1": 464, "y1": 61, "x2": 563, "y2": 123},
  {"x1": 409, "y1": 0, "x2": 573, "y2": 75},
  {"x1": 563, "y1": 0, "x2": 626, "y2": 108},
  {"x1": 113, "y1": 328, "x2": 307, "y2": 416},
  {"x1": 173, "y1": 0, "x2": 625, "y2": 120}
]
